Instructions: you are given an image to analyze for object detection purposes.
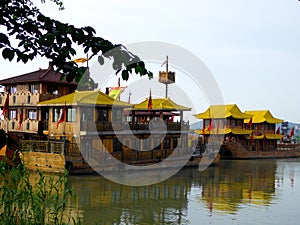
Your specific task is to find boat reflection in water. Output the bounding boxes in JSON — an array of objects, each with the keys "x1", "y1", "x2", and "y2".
[
  {"x1": 68, "y1": 159, "x2": 282, "y2": 224},
  {"x1": 195, "y1": 160, "x2": 276, "y2": 214}
]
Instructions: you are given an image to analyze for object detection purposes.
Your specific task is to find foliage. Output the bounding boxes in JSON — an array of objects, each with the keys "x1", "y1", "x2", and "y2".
[
  {"x1": 0, "y1": 0, "x2": 153, "y2": 86},
  {"x1": 0, "y1": 161, "x2": 80, "y2": 225}
]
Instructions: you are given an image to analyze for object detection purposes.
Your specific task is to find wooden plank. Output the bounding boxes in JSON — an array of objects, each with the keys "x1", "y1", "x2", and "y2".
[{"x1": 19, "y1": 152, "x2": 66, "y2": 173}]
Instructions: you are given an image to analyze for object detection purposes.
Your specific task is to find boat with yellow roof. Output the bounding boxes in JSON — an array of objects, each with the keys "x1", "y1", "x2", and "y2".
[{"x1": 194, "y1": 104, "x2": 300, "y2": 159}]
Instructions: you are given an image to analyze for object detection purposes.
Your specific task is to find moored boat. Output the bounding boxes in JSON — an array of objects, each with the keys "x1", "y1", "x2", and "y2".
[{"x1": 194, "y1": 104, "x2": 300, "y2": 160}]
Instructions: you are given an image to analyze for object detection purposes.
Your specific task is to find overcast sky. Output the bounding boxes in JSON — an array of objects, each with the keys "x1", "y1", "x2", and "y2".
[{"x1": 1, "y1": 0, "x2": 300, "y2": 123}]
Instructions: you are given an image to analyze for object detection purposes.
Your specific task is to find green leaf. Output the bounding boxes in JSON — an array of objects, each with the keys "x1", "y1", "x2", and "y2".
[
  {"x1": 2, "y1": 48, "x2": 14, "y2": 61},
  {"x1": 0, "y1": 33, "x2": 10, "y2": 46},
  {"x1": 98, "y1": 55, "x2": 104, "y2": 65},
  {"x1": 121, "y1": 70, "x2": 129, "y2": 81}
]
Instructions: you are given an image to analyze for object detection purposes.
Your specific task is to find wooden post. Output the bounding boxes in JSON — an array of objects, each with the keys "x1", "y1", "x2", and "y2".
[{"x1": 165, "y1": 56, "x2": 169, "y2": 98}]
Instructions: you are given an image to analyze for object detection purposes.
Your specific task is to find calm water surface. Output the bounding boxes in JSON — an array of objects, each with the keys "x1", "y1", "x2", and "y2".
[{"x1": 68, "y1": 159, "x2": 300, "y2": 225}]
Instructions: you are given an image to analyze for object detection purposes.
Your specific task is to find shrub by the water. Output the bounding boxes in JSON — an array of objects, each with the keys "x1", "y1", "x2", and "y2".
[{"x1": 0, "y1": 160, "x2": 81, "y2": 225}]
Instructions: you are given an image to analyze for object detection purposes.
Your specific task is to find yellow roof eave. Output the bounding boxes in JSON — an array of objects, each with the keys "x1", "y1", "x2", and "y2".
[
  {"x1": 194, "y1": 104, "x2": 252, "y2": 119},
  {"x1": 244, "y1": 110, "x2": 283, "y2": 124},
  {"x1": 38, "y1": 90, "x2": 132, "y2": 107}
]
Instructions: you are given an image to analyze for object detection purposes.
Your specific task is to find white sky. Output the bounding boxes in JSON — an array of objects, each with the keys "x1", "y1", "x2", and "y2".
[{"x1": 1, "y1": 0, "x2": 300, "y2": 123}]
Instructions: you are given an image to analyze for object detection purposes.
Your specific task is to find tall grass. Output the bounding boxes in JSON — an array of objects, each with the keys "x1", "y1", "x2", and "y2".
[{"x1": 0, "y1": 160, "x2": 81, "y2": 225}]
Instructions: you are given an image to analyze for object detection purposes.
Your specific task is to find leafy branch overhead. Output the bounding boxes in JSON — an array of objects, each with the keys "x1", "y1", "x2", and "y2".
[{"x1": 0, "y1": 0, "x2": 153, "y2": 83}]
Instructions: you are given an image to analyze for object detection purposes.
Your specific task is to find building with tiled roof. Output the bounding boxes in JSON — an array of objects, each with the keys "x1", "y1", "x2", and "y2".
[{"x1": 0, "y1": 66, "x2": 77, "y2": 138}]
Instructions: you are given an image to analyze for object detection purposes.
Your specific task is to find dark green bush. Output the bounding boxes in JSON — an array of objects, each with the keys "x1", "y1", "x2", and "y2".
[{"x1": 0, "y1": 160, "x2": 81, "y2": 225}]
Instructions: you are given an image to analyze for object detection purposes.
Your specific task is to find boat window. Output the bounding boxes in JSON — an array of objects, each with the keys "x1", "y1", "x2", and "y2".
[
  {"x1": 53, "y1": 108, "x2": 61, "y2": 122},
  {"x1": 9, "y1": 85, "x2": 17, "y2": 94},
  {"x1": 132, "y1": 138, "x2": 141, "y2": 151},
  {"x1": 30, "y1": 83, "x2": 39, "y2": 94},
  {"x1": 47, "y1": 84, "x2": 58, "y2": 94},
  {"x1": 67, "y1": 108, "x2": 76, "y2": 122},
  {"x1": 9, "y1": 109, "x2": 17, "y2": 119},
  {"x1": 164, "y1": 137, "x2": 171, "y2": 149},
  {"x1": 173, "y1": 137, "x2": 178, "y2": 149},
  {"x1": 153, "y1": 137, "x2": 162, "y2": 150},
  {"x1": 112, "y1": 109, "x2": 122, "y2": 122},
  {"x1": 143, "y1": 137, "x2": 151, "y2": 151},
  {"x1": 97, "y1": 108, "x2": 108, "y2": 122},
  {"x1": 28, "y1": 110, "x2": 37, "y2": 120}
]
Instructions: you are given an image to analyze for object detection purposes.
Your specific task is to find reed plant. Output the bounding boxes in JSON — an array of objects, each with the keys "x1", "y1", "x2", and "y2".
[{"x1": 0, "y1": 159, "x2": 81, "y2": 225}]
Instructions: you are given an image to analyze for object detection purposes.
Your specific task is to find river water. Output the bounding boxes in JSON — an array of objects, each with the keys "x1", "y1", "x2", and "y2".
[{"x1": 68, "y1": 159, "x2": 300, "y2": 225}]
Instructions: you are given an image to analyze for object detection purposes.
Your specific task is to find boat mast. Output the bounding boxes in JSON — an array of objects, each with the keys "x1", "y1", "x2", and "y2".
[
  {"x1": 165, "y1": 56, "x2": 169, "y2": 98},
  {"x1": 159, "y1": 56, "x2": 175, "y2": 98}
]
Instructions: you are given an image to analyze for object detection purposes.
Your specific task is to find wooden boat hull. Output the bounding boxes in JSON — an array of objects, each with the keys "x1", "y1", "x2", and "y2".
[
  {"x1": 19, "y1": 151, "x2": 66, "y2": 174},
  {"x1": 67, "y1": 154, "x2": 220, "y2": 175},
  {"x1": 220, "y1": 142, "x2": 300, "y2": 159}
]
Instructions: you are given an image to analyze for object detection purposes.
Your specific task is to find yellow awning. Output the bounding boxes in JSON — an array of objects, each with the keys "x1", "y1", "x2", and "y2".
[
  {"x1": 246, "y1": 135, "x2": 264, "y2": 140},
  {"x1": 194, "y1": 104, "x2": 252, "y2": 119},
  {"x1": 194, "y1": 128, "x2": 251, "y2": 135},
  {"x1": 231, "y1": 128, "x2": 253, "y2": 135},
  {"x1": 38, "y1": 90, "x2": 132, "y2": 107},
  {"x1": 194, "y1": 128, "x2": 231, "y2": 135},
  {"x1": 265, "y1": 134, "x2": 283, "y2": 140},
  {"x1": 131, "y1": 97, "x2": 191, "y2": 111},
  {"x1": 244, "y1": 110, "x2": 283, "y2": 124}
]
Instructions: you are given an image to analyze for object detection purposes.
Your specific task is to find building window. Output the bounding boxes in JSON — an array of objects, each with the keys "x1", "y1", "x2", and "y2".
[
  {"x1": 9, "y1": 86, "x2": 17, "y2": 94},
  {"x1": 173, "y1": 137, "x2": 178, "y2": 149},
  {"x1": 143, "y1": 137, "x2": 151, "y2": 151},
  {"x1": 27, "y1": 95, "x2": 31, "y2": 104},
  {"x1": 164, "y1": 137, "x2": 171, "y2": 149},
  {"x1": 67, "y1": 108, "x2": 76, "y2": 122},
  {"x1": 9, "y1": 110, "x2": 17, "y2": 120},
  {"x1": 97, "y1": 108, "x2": 108, "y2": 122},
  {"x1": 30, "y1": 84, "x2": 39, "y2": 94},
  {"x1": 28, "y1": 110, "x2": 37, "y2": 120},
  {"x1": 12, "y1": 96, "x2": 16, "y2": 104},
  {"x1": 153, "y1": 137, "x2": 162, "y2": 150},
  {"x1": 132, "y1": 138, "x2": 141, "y2": 151},
  {"x1": 47, "y1": 85, "x2": 58, "y2": 94},
  {"x1": 112, "y1": 109, "x2": 122, "y2": 121},
  {"x1": 53, "y1": 108, "x2": 61, "y2": 122}
]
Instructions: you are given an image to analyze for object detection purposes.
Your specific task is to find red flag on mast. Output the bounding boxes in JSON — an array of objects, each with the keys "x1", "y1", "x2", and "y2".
[
  {"x1": 147, "y1": 90, "x2": 153, "y2": 112},
  {"x1": 18, "y1": 103, "x2": 24, "y2": 130},
  {"x1": 207, "y1": 118, "x2": 214, "y2": 131},
  {"x1": 290, "y1": 127, "x2": 295, "y2": 138},
  {"x1": 248, "y1": 117, "x2": 253, "y2": 127},
  {"x1": 250, "y1": 131, "x2": 254, "y2": 145},
  {"x1": 56, "y1": 103, "x2": 67, "y2": 129},
  {"x1": 276, "y1": 127, "x2": 280, "y2": 134},
  {"x1": 1, "y1": 94, "x2": 9, "y2": 117}
]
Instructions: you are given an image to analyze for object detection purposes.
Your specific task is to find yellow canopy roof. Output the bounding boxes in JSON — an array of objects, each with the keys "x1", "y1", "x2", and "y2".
[
  {"x1": 194, "y1": 128, "x2": 252, "y2": 135},
  {"x1": 38, "y1": 90, "x2": 132, "y2": 107},
  {"x1": 244, "y1": 110, "x2": 283, "y2": 124},
  {"x1": 194, "y1": 104, "x2": 252, "y2": 119},
  {"x1": 265, "y1": 134, "x2": 283, "y2": 140},
  {"x1": 131, "y1": 98, "x2": 191, "y2": 111},
  {"x1": 231, "y1": 128, "x2": 253, "y2": 135},
  {"x1": 246, "y1": 135, "x2": 264, "y2": 140}
]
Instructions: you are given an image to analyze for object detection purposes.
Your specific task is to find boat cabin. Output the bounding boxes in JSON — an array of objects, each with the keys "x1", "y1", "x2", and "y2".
[{"x1": 0, "y1": 66, "x2": 77, "y2": 139}]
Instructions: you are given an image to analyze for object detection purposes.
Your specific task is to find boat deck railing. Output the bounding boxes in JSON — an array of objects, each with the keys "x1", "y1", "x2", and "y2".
[
  {"x1": 80, "y1": 121, "x2": 189, "y2": 132},
  {"x1": 21, "y1": 140, "x2": 192, "y2": 163},
  {"x1": 21, "y1": 140, "x2": 81, "y2": 156}
]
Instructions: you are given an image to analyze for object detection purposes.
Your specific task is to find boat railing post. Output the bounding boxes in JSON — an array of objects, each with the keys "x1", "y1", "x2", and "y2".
[
  {"x1": 50, "y1": 142, "x2": 54, "y2": 153},
  {"x1": 61, "y1": 141, "x2": 66, "y2": 155}
]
